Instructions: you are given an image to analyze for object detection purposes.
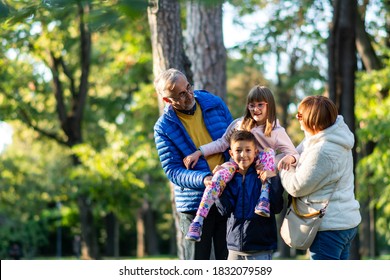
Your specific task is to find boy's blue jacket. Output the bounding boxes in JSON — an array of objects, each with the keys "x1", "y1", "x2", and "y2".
[
  {"x1": 215, "y1": 164, "x2": 284, "y2": 252},
  {"x1": 154, "y1": 90, "x2": 233, "y2": 212}
]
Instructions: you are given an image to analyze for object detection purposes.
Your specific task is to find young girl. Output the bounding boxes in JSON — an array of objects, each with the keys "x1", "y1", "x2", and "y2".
[{"x1": 184, "y1": 86, "x2": 299, "y2": 242}]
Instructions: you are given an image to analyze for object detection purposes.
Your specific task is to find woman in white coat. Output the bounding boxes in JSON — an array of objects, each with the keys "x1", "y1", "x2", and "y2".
[{"x1": 280, "y1": 95, "x2": 361, "y2": 260}]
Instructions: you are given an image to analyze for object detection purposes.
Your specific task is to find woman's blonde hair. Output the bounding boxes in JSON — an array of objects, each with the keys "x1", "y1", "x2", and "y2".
[
  {"x1": 298, "y1": 95, "x2": 338, "y2": 134},
  {"x1": 240, "y1": 86, "x2": 277, "y2": 137}
]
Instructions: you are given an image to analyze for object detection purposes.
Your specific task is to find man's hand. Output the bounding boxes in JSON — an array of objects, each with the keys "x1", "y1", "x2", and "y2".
[
  {"x1": 259, "y1": 170, "x2": 277, "y2": 183},
  {"x1": 255, "y1": 159, "x2": 265, "y2": 178},
  {"x1": 212, "y1": 164, "x2": 224, "y2": 174}
]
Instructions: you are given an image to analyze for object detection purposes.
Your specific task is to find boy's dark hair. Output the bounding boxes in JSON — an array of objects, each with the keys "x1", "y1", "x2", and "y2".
[{"x1": 230, "y1": 130, "x2": 256, "y2": 146}]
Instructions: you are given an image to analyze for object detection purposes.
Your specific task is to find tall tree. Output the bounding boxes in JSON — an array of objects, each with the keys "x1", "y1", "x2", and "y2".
[
  {"x1": 148, "y1": 0, "x2": 192, "y2": 113},
  {"x1": 328, "y1": 0, "x2": 357, "y2": 129},
  {"x1": 328, "y1": 0, "x2": 359, "y2": 259},
  {"x1": 147, "y1": 0, "x2": 229, "y2": 259},
  {"x1": 185, "y1": 0, "x2": 227, "y2": 99},
  {"x1": 147, "y1": 0, "x2": 191, "y2": 259},
  {"x1": 354, "y1": 1, "x2": 389, "y2": 258},
  {"x1": 1, "y1": 0, "x2": 158, "y2": 259},
  {"x1": 2, "y1": 0, "x2": 99, "y2": 259}
]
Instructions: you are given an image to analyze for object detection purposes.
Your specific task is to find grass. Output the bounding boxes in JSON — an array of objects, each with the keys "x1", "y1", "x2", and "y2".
[{"x1": 12, "y1": 253, "x2": 390, "y2": 260}]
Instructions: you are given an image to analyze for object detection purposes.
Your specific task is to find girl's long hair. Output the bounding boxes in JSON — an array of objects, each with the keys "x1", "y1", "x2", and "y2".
[{"x1": 240, "y1": 86, "x2": 277, "y2": 137}]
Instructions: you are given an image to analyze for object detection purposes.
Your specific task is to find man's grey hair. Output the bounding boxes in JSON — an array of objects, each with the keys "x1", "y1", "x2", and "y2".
[{"x1": 154, "y1": 68, "x2": 186, "y2": 96}]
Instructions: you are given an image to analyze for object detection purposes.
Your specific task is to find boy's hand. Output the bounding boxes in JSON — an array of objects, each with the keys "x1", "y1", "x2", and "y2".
[{"x1": 183, "y1": 150, "x2": 202, "y2": 169}]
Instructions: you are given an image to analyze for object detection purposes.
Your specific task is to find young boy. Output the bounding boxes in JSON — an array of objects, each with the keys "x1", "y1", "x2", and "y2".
[{"x1": 215, "y1": 130, "x2": 284, "y2": 260}]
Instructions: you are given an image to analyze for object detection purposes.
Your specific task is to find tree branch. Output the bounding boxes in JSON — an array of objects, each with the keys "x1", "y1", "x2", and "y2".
[
  {"x1": 58, "y1": 56, "x2": 77, "y2": 98},
  {"x1": 10, "y1": 97, "x2": 68, "y2": 146},
  {"x1": 49, "y1": 51, "x2": 68, "y2": 129},
  {"x1": 75, "y1": 1, "x2": 91, "y2": 124}
]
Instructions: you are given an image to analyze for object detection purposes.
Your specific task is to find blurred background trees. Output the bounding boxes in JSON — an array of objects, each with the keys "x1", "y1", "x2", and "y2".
[{"x1": 0, "y1": 0, "x2": 389, "y2": 259}]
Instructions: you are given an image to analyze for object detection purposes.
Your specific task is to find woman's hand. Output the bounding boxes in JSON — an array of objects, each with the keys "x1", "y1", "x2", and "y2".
[{"x1": 277, "y1": 155, "x2": 296, "y2": 171}]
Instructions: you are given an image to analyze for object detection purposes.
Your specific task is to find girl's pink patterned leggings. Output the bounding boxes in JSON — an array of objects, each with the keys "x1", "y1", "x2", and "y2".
[
  {"x1": 196, "y1": 161, "x2": 238, "y2": 218},
  {"x1": 258, "y1": 147, "x2": 276, "y2": 201},
  {"x1": 196, "y1": 148, "x2": 275, "y2": 218}
]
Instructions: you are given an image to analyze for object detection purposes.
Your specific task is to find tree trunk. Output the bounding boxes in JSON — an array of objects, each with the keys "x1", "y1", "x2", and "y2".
[
  {"x1": 143, "y1": 200, "x2": 159, "y2": 256},
  {"x1": 148, "y1": 0, "x2": 192, "y2": 114},
  {"x1": 328, "y1": 0, "x2": 356, "y2": 127},
  {"x1": 46, "y1": 1, "x2": 99, "y2": 260},
  {"x1": 147, "y1": 0, "x2": 228, "y2": 259},
  {"x1": 136, "y1": 199, "x2": 160, "y2": 257},
  {"x1": 328, "y1": 0, "x2": 360, "y2": 260},
  {"x1": 105, "y1": 212, "x2": 119, "y2": 258},
  {"x1": 185, "y1": 1, "x2": 227, "y2": 100},
  {"x1": 136, "y1": 205, "x2": 145, "y2": 258},
  {"x1": 356, "y1": 140, "x2": 376, "y2": 258},
  {"x1": 184, "y1": 1, "x2": 227, "y2": 260},
  {"x1": 355, "y1": 11, "x2": 382, "y2": 72},
  {"x1": 147, "y1": 0, "x2": 194, "y2": 260},
  {"x1": 78, "y1": 195, "x2": 100, "y2": 259},
  {"x1": 355, "y1": 5, "x2": 388, "y2": 259}
]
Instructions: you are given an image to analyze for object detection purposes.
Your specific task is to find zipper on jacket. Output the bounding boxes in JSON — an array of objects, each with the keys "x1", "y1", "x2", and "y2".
[{"x1": 240, "y1": 175, "x2": 245, "y2": 250}]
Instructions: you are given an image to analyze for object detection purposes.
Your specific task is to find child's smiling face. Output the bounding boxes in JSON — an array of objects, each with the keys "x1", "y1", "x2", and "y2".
[
  {"x1": 248, "y1": 101, "x2": 268, "y2": 125},
  {"x1": 229, "y1": 140, "x2": 258, "y2": 174}
]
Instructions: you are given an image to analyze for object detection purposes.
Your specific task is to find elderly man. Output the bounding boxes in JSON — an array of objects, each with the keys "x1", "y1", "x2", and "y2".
[{"x1": 154, "y1": 68, "x2": 232, "y2": 260}]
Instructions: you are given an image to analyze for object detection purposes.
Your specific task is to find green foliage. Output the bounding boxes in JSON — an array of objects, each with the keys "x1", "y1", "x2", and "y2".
[
  {"x1": 226, "y1": 0, "x2": 328, "y2": 123},
  {"x1": 0, "y1": 121, "x2": 73, "y2": 258},
  {"x1": 72, "y1": 83, "x2": 170, "y2": 241},
  {"x1": 226, "y1": 60, "x2": 269, "y2": 118},
  {"x1": 0, "y1": 1, "x2": 10, "y2": 19},
  {"x1": 227, "y1": 0, "x2": 390, "y2": 255},
  {"x1": 1, "y1": 0, "x2": 388, "y2": 258},
  {"x1": 0, "y1": 0, "x2": 170, "y2": 258},
  {"x1": 355, "y1": 53, "x2": 390, "y2": 246}
]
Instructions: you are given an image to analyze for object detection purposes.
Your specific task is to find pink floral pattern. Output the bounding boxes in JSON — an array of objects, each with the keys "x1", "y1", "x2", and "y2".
[
  {"x1": 196, "y1": 161, "x2": 238, "y2": 218},
  {"x1": 259, "y1": 147, "x2": 275, "y2": 171},
  {"x1": 255, "y1": 148, "x2": 275, "y2": 217}
]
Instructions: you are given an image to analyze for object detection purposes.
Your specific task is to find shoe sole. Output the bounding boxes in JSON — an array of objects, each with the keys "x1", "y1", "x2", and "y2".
[
  {"x1": 185, "y1": 236, "x2": 201, "y2": 242},
  {"x1": 254, "y1": 209, "x2": 270, "y2": 217}
]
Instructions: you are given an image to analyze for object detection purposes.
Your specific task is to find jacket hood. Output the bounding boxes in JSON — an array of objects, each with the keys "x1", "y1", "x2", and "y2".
[{"x1": 305, "y1": 115, "x2": 354, "y2": 150}]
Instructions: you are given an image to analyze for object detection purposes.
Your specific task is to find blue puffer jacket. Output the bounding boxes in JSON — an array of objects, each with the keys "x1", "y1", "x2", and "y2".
[
  {"x1": 215, "y1": 164, "x2": 284, "y2": 252},
  {"x1": 154, "y1": 90, "x2": 233, "y2": 212}
]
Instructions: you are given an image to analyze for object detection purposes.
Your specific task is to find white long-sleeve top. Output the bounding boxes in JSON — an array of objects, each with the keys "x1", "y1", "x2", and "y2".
[
  {"x1": 200, "y1": 117, "x2": 299, "y2": 165},
  {"x1": 280, "y1": 116, "x2": 361, "y2": 231}
]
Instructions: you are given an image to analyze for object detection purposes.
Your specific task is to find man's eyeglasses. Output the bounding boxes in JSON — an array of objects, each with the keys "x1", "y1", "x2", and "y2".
[
  {"x1": 166, "y1": 83, "x2": 193, "y2": 102},
  {"x1": 248, "y1": 102, "x2": 268, "y2": 111},
  {"x1": 296, "y1": 113, "x2": 303, "y2": 121}
]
